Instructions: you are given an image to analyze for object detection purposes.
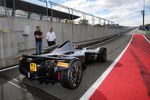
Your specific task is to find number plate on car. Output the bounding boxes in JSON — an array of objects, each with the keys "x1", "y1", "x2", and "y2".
[{"x1": 30, "y1": 63, "x2": 37, "y2": 72}]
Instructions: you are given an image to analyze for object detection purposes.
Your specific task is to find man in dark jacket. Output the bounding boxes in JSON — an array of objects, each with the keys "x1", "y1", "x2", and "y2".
[{"x1": 34, "y1": 26, "x2": 44, "y2": 55}]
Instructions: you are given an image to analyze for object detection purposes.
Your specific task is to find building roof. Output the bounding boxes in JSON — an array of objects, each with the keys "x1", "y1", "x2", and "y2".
[{"x1": 1, "y1": 0, "x2": 79, "y2": 20}]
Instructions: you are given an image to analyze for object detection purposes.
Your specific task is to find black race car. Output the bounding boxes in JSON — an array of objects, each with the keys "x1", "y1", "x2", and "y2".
[{"x1": 19, "y1": 41, "x2": 107, "y2": 89}]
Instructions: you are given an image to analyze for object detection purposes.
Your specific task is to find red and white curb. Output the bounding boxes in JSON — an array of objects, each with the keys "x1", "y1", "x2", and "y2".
[{"x1": 80, "y1": 35, "x2": 134, "y2": 100}]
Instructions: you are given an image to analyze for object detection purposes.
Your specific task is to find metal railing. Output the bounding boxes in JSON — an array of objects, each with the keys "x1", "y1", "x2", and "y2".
[{"x1": 0, "y1": 0, "x2": 116, "y2": 26}]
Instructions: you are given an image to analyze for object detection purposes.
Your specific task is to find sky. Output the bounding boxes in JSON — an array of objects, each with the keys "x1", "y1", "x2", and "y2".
[{"x1": 26, "y1": 0, "x2": 150, "y2": 26}]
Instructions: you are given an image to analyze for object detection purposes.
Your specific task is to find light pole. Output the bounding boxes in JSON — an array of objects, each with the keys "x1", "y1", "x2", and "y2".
[
  {"x1": 12, "y1": 0, "x2": 15, "y2": 16},
  {"x1": 99, "y1": 18, "x2": 101, "y2": 25},
  {"x1": 38, "y1": 0, "x2": 48, "y2": 20},
  {"x1": 142, "y1": 0, "x2": 145, "y2": 27},
  {"x1": 70, "y1": 8, "x2": 73, "y2": 21},
  {"x1": 3, "y1": 0, "x2": 7, "y2": 15},
  {"x1": 68, "y1": 7, "x2": 70, "y2": 21},
  {"x1": 49, "y1": 1, "x2": 53, "y2": 21}
]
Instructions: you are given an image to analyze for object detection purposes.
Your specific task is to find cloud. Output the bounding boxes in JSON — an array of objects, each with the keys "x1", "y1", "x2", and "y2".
[
  {"x1": 24, "y1": 0, "x2": 150, "y2": 26},
  {"x1": 62, "y1": 0, "x2": 150, "y2": 26}
]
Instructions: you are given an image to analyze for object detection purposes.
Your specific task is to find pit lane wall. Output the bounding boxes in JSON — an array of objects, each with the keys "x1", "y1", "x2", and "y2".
[{"x1": 0, "y1": 16, "x2": 130, "y2": 68}]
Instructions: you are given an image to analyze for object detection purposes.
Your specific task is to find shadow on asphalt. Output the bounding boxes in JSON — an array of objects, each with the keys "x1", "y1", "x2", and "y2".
[
  {"x1": 19, "y1": 60, "x2": 113, "y2": 100},
  {"x1": 23, "y1": 82, "x2": 61, "y2": 100}
]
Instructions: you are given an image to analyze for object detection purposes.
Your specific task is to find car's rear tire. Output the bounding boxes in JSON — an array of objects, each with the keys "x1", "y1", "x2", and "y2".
[
  {"x1": 19, "y1": 63, "x2": 27, "y2": 76},
  {"x1": 97, "y1": 48, "x2": 107, "y2": 62},
  {"x1": 60, "y1": 60, "x2": 83, "y2": 89}
]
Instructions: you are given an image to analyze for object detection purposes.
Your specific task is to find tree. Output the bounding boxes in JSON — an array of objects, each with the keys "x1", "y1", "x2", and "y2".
[
  {"x1": 94, "y1": 24, "x2": 103, "y2": 27},
  {"x1": 78, "y1": 19, "x2": 88, "y2": 25},
  {"x1": 65, "y1": 20, "x2": 74, "y2": 24}
]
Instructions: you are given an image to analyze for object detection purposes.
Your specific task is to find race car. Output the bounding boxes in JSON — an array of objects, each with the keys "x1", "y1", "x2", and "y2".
[{"x1": 19, "y1": 40, "x2": 107, "y2": 89}]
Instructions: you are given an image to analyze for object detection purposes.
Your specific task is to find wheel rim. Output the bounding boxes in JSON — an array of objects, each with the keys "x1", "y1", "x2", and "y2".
[{"x1": 70, "y1": 64, "x2": 82, "y2": 87}]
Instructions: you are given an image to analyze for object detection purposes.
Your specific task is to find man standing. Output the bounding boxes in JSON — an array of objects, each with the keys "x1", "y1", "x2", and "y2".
[
  {"x1": 46, "y1": 27, "x2": 56, "y2": 46},
  {"x1": 34, "y1": 26, "x2": 44, "y2": 55}
]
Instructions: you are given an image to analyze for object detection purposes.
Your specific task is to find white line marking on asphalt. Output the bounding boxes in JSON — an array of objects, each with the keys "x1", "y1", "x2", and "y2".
[
  {"x1": 0, "y1": 65, "x2": 18, "y2": 72},
  {"x1": 80, "y1": 35, "x2": 133, "y2": 100},
  {"x1": 96, "y1": 34, "x2": 120, "y2": 45},
  {"x1": 8, "y1": 81, "x2": 27, "y2": 92},
  {"x1": 143, "y1": 35, "x2": 150, "y2": 43},
  {"x1": 13, "y1": 78, "x2": 20, "y2": 82},
  {"x1": 87, "y1": 34, "x2": 120, "y2": 48}
]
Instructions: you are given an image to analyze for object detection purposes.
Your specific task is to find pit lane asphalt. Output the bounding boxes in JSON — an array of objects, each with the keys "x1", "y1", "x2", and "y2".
[{"x1": 0, "y1": 29, "x2": 137, "y2": 100}]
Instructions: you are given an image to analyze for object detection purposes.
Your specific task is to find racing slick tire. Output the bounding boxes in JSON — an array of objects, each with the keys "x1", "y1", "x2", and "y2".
[
  {"x1": 97, "y1": 47, "x2": 107, "y2": 62},
  {"x1": 60, "y1": 60, "x2": 83, "y2": 89}
]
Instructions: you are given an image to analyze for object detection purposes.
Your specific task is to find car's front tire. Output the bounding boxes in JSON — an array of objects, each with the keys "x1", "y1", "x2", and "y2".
[
  {"x1": 60, "y1": 60, "x2": 83, "y2": 89},
  {"x1": 97, "y1": 47, "x2": 107, "y2": 62}
]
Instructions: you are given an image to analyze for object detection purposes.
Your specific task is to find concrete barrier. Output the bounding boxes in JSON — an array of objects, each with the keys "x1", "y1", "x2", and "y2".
[{"x1": 0, "y1": 16, "x2": 130, "y2": 68}]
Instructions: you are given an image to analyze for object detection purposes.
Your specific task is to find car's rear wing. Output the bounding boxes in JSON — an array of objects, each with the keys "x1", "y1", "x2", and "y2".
[
  {"x1": 21, "y1": 54, "x2": 78, "y2": 72},
  {"x1": 22, "y1": 55, "x2": 76, "y2": 60}
]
